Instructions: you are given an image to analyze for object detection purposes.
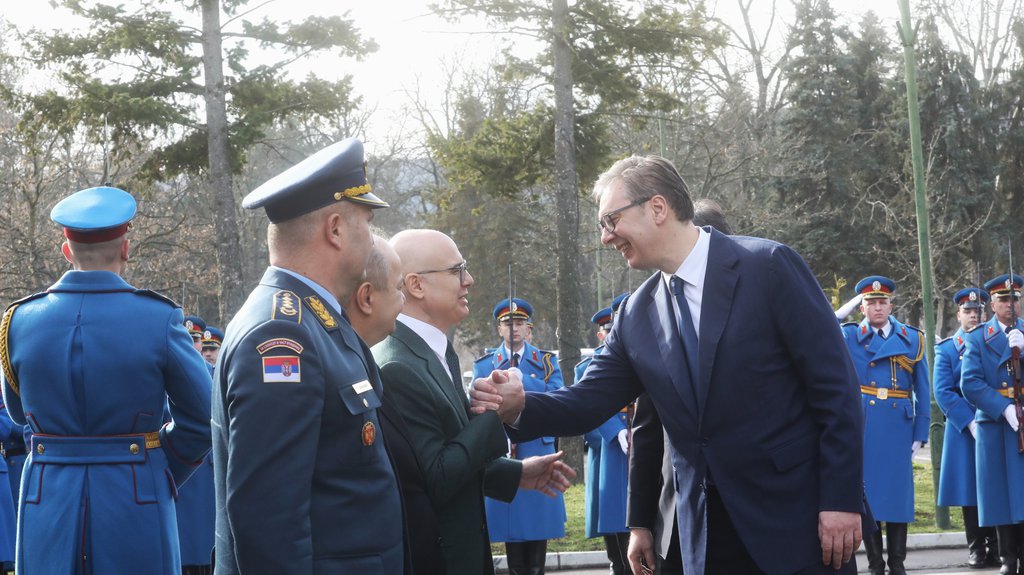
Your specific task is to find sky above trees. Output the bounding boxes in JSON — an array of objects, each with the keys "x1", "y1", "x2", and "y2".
[{"x1": 0, "y1": 0, "x2": 906, "y2": 148}]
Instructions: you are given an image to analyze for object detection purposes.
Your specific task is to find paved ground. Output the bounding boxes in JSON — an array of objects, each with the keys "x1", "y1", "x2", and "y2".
[{"x1": 551, "y1": 547, "x2": 999, "y2": 574}]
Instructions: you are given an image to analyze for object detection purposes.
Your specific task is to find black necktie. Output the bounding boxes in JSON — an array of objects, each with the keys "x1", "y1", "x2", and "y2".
[
  {"x1": 1007, "y1": 326, "x2": 1014, "y2": 334},
  {"x1": 670, "y1": 276, "x2": 700, "y2": 385},
  {"x1": 445, "y1": 342, "x2": 462, "y2": 389},
  {"x1": 512, "y1": 352, "x2": 520, "y2": 367},
  {"x1": 877, "y1": 329, "x2": 885, "y2": 340}
]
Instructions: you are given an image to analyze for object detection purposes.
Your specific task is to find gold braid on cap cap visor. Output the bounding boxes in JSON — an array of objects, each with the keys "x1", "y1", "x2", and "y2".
[
  {"x1": 333, "y1": 183, "x2": 373, "y2": 201},
  {"x1": 0, "y1": 304, "x2": 19, "y2": 396}
]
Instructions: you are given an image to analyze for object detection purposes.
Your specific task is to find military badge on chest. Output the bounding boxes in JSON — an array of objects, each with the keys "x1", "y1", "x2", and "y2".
[{"x1": 362, "y1": 421, "x2": 376, "y2": 446}]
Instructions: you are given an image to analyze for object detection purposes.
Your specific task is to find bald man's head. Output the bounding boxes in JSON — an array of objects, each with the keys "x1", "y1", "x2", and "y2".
[{"x1": 391, "y1": 229, "x2": 473, "y2": 332}]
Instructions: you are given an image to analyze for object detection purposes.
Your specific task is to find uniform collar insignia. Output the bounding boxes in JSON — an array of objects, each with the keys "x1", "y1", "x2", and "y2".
[{"x1": 304, "y1": 296, "x2": 337, "y2": 330}]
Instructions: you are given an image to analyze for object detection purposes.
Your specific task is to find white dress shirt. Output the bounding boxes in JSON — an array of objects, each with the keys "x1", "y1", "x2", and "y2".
[{"x1": 662, "y1": 226, "x2": 710, "y2": 338}]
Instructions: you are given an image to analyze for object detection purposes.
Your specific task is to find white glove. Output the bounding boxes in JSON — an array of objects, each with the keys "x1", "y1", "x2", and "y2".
[
  {"x1": 968, "y1": 420, "x2": 978, "y2": 440},
  {"x1": 1008, "y1": 329, "x2": 1024, "y2": 352},
  {"x1": 1005, "y1": 404, "x2": 1021, "y2": 432},
  {"x1": 617, "y1": 429, "x2": 629, "y2": 455},
  {"x1": 911, "y1": 440, "x2": 923, "y2": 458},
  {"x1": 834, "y1": 293, "x2": 864, "y2": 321}
]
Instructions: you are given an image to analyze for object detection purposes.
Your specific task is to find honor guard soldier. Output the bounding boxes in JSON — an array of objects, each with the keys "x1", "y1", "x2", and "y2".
[
  {"x1": 962, "y1": 274, "x2": 1024, "y2": 575},
  {"x1": 176, "y1": 315, "x2": 216, "y2": 575},
  {"x1": 202, "y1": 327, "x2": 223, "y2": 367},
  {"x1": 184, "y1": 315, "x2": 207, "y2": 353},
  {"x1": 841, "y1": 276, "x2": 929, "y2": 575},
  {"x1": 0, "y1": 408, "x2": 27, "y2": 512},
  {"x1": 0, "y1": 186, "x2": 213, "y2": 574},
  {"x1": 473, "y1": 298, "x2": 566, "y2": 575},
  {"x1": 935, "y1": 287, "x2": 998, "y2": 568},
  {"x1": 579, "y1": 295, "x2": 632, "y2": 575},
  {"x1": 0, "y1": 405, "x2": 17, "y2": 572},
  {"x1": 213, "y1": 138, "x2": 404, "y2": 574}
]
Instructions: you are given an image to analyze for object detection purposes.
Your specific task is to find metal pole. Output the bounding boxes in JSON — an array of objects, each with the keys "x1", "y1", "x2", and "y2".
[{"x1": 897, "y1": 0, "x2": 949, "y2": 529}]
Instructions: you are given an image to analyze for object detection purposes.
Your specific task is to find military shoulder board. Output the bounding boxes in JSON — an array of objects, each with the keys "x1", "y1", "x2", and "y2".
[
  {"x1": 133, "y1": 289, "x2": 180, "y2": 308},
  {"x1": 272, "y1": 291, "x2": 302, "y2": 323}
]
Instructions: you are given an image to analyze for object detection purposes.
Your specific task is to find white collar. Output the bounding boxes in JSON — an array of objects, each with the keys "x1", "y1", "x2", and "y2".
[
  {"x1": 662, "y1": 226, "x2": 710, "y2": 289},
  {"x1": 397, "y1": 313, "x2": 449, "y2": 358}
]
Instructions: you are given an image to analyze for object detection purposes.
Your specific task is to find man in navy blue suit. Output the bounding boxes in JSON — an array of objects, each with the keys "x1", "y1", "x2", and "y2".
[{"x1": 471, "y1": 155, "x2": 865, "y2": 575}]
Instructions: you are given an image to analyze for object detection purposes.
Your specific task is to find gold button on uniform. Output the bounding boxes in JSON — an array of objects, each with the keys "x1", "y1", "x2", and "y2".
[
  {"x1": 869, "y1": 400, "x2": 876, "y2": 406},
  {"x1": 869, "y1": 362, "x2": 876, "y2": 367},
  {"x1": 36, "y1": 444, "x2": 44, "y2": 455},
  {"x1": 129, "y1": 443, "x2": 140, "y2": 455}
]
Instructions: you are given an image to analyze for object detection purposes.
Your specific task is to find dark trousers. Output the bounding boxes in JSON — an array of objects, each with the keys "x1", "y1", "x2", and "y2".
[
  {"x1": 963, "y1": 505, "x2": 998, "y2": 564},
  {"x1": 506, "y1": 540, "x2": 548, "y2": 575},
  {"x1": 659, "y1": 516, "x2": 682, "y2": 574},
  {"x1": 706, "y1": 486, "x2": 765, "y2": 575},
  {"x1": 604, "y1": 533, "x2": 631, "y2": 575}
]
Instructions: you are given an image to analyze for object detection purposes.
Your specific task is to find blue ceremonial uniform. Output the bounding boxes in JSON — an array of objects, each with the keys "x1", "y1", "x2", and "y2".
[
  {"x1": 935, "y1": 329, "x2": 981, "y2": 506},
  {"x1": 1, "y1": 411, "x2": 27, "y2": 514},
  {"x1": 0, "y1": 271, "x2": 212, "y2": 574},
  {"x1": 0, "y1": 406, "x2": 18, "y2": 565},
  {"x1": 474, "y1": 341, "x2": 566, "y2": 541},
  {"x1": 961, "y1": 315, "x2": 1024, "y2": 526},
  {"x1": 841, "y1": 315, "x2": 929, "y2": 522},
  {"x1": 212, "y1": 268, "x2": 403, "y2": 573},
  {"x1": 577, "y1": 351, "x2": 629, "y2": 538},
  {"x1": 0, "y1": 186, "x2": 212, "y2": 575},
  {"x1": 175, "y1": 316, "x2": 216, "y2": 571}
]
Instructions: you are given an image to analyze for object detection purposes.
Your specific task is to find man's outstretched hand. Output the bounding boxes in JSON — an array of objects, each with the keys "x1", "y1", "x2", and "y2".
[{"x1": 519, "y1": 451, "x2": 577, "y2": 497}]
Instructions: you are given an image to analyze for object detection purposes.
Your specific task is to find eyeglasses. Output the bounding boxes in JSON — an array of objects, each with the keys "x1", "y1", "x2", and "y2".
[
  {"x1": 598, "y1": 197, "x2": 650, "y2": 233},
  {"x1": 415, "y1": 261, "x2": 469, "y2": 285}
]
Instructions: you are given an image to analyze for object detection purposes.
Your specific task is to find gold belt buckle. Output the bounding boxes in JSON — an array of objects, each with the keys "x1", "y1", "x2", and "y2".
[{"x1": 877, "y1": 388, "x2": 888, "y2": 400}]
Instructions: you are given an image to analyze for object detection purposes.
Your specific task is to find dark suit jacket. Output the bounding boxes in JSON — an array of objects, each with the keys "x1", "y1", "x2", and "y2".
[
  {"x1": 627, "y1": 393, "x2": 677, "y2": 561},
  {"x1": 512, "y1": 230, "x2": 864, "y2": 575},
  {"x1": 373, "y1": 322, "x2": 522, "y2": 575},
  {"x1": 379, "y1": 396, "x2": 445, "y2": 575}
]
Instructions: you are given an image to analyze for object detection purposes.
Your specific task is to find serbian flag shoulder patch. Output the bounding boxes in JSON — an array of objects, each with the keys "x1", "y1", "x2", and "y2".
[{"x1": 263, "y1": 356, "x2": 301, "y2": 383}]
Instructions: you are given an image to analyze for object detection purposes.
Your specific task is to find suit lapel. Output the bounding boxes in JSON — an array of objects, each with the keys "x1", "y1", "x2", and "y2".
[
  {"x1": 394, "y1": 323, "x2": 469, "y2": 424},
  {"x1": 696, "y1": 230, "x2": 739, "y2": 416}
]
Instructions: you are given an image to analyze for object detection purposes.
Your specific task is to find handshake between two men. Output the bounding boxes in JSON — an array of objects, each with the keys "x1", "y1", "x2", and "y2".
[{"x1": 472, "y1": 369, "x2": 576, "y2": 498}]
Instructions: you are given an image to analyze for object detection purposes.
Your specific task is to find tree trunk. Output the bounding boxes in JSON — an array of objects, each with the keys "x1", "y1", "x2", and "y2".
[
  {"x1": 552, "y1": 0, "x2": 584, "y2": 473},
  {"x1": 201, "y1": 0, "x2": 245, "y2": 324}
]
